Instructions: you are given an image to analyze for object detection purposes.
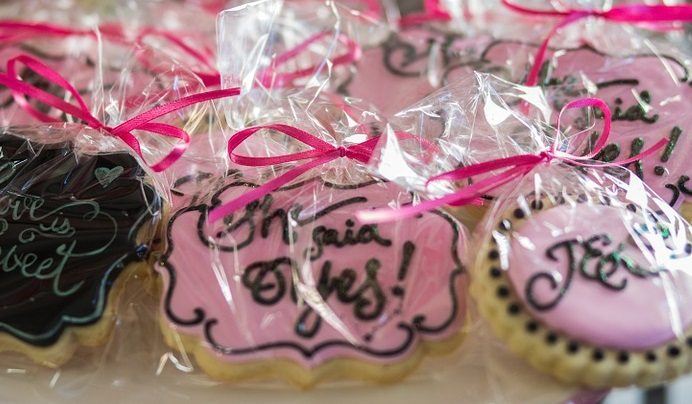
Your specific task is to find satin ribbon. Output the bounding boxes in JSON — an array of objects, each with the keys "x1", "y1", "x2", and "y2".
[
  {"x1": 257, "y1": 31, "x2": 362, "y2": 89},
  {"x1": 135, "y1": 28, "x2": 221, "y2": 87},
  {"x1": 500, "y1": 0, "x2": 692, "y2": 87},
  {"x1": 0, "y1": 54, "x2": 240, "y2": 172},
  {"x1": 356, "y1": 97, "x2": 669, "y2": 223},
  {"x1": 0, "y1": 20, "x2": 127, "y2": 45},
  {"x1": 399, "y1": 0, "x2": 452, "y2": 28},
  {"x1": 0, "y1": 20, "x2": 362, "y2": 90},
  {"x1": 0, "y1": 20, "x2": 221, "y2": 87},
  {"x1": 207, "y1": 123, "x2": 379, "y2": 224}
]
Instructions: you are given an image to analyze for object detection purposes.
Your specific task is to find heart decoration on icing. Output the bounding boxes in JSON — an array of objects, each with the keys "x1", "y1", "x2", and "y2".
[
  {"x1": 0, "y1": 132, "x2": 160, "y2": 347},
  {"x1": 158, "y1": 177, "x2": 466, "y2": 367},
  {"x1": 95, "y1": 166, "x2": 124, "y2": 188}
]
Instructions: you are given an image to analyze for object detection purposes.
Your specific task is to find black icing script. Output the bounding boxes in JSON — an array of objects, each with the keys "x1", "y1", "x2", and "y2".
[
  {"x1": 525, "y1": 233, "x2": 655, "y2": 311},
  {"x1": 592, "y1": 126, "x2": 690, "y2": 206},
  {"x1": 211, "y1": 193, "x2": 419, "y2": 339}
]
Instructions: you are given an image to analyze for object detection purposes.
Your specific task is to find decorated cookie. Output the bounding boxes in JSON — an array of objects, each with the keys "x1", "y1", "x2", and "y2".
[
  {"x1": 472, "y1": 187, "x2": 692, "y2": 388},
  {"x1": 337, "y1": 27, "x2": 490, "y2": 116},
  {"x1": 0, "y1": 131, "x2": 161, "y2": 366},
  {"x1": 157, "y1": 177, "x2": 467, "y2": 387},
  {"x1": 477, "y1": 41, "x2": 692, "y2": 219}
]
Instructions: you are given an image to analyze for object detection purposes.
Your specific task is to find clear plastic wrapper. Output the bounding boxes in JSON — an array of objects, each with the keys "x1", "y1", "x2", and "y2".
[
  {"x1": 154, "y1": 91, "x2": 472, "y2": 387},
  {"x1": 334, "y1": 24, "x2": 494, "y2": 116},
  {"x1": 0, "y1": 125, "x2": 162, "y2": 368},
  {"x1": 367, "y1": 71, "x2": 692, "y2": 388},
  {"x1": 0, "y1": 25, "x2": 240, "y2": 401},
  {"x1": 0, "y1": 31, "x2": 232, "y2": 196},
  {"x1": 430, "y1": 0, "x2": 692, "y2": 220},
  {"x1": 217, "y1": 0, "x2": 381, "y2": 129}
]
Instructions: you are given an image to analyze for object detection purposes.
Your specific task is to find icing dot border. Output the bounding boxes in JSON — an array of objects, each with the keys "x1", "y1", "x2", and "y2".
[{"x1": 475, "y1": 193, "x2": 692, "y2": 386}]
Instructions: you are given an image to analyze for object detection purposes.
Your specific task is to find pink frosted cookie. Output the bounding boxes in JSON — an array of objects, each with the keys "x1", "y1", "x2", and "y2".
[
  {"x1": 156, "y1": 177, "x2": 468, "y2": 386},
  {"x1": 478, "y1": 41, "x2": 691, "y2": 219},
  {"x1": 472, "y1": 191, "x2": 692, "y2": 388},
  {"x1": 337, "y1": 27, "x2": 490, "y2": 116}
]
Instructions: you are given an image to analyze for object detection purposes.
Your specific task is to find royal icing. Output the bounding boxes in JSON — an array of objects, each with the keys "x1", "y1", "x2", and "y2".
[
  {"x1": 0, "y1": 132, "x2": 161, "y2": 346},
  {"x1": 503, "y1": 203, "x2": 692, "y2": 350},
  {"x1": 479, "y1": 41, "x2": 692, "y2": 207},
  {"x1": 158, "y1": 178, "x2": 466, "y2": 367},
  {"x1": 337, "y1": 28, "x2": 488, "y2": 116}
]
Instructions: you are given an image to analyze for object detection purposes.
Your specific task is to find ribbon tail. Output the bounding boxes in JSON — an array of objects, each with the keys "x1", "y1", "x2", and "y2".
[
  {"x1": 207, "y1": 154, "x2": 336, "y2": 224},
  {"x1": 359, "y1": 163, "x2": 536, "y2": 224},
  {"x1": 525, "y1": 12, "x2": 588, "y2": 87},
  {"x1": 356, "y1": 191, "x2": 471, "y2": 224}
]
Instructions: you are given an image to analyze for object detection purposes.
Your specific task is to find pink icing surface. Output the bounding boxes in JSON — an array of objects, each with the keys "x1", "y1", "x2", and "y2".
[
  {"x1": 340, "y1": 28, "x2": 487, "y2": 116},
  {"x1": 482, "y1": 42, "x2": 692, "y2": 206},
  {"x1": 157, "y1": 179, "x2": 467, "y2": 367},
  {"x1": 507, "y1": 203, "x2": 692, "y2": 350}
]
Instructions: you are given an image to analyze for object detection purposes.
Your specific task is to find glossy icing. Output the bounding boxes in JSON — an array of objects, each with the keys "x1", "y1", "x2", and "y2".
[
  {"x1": 505, "y1": 203, "x2": 692, "y2": 350},
  {"x1": 0, "y1": 131, "x2": 161, "y2": 346},
  {"x1": 158, "y1": 178, "x2": 466, "y2": 367},
  {"x1": 480, "y1": 41, "x2": 692, "y2": 207},
  {"x1": 337, "y1": 28, "x2": 488, "y2": 116}
]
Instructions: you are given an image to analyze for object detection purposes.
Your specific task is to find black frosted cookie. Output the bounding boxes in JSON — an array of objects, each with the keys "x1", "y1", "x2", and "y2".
[{"x1": 0, "y1": 130, "x2": 161, "y2": 366}]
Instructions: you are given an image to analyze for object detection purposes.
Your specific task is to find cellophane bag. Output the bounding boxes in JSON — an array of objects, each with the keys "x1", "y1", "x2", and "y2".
[
  {"x1": 0, "y1": 28, "x2": 238, "y2": 397},
  {"x1": 152, "y1": 88, "x2": 475, "y2": 387},
  {"x1": 367, "y1": 70, "x2": 692, "y2": 388},
  {"x1": 470, "y1": 160, "x2": 692, "y2": 388},
  {"x1": 368, "y1": 72, "x2": 555, "y2": 228},
  {"x1": 216, "y1": 0, "x2": 381, "y2": 129},
  {"x1": 0, "y1": 124, "x2": 163, "y2": 394},
  {"x1": 440, "y1": 0, "x2": 692, "y2": 220}
]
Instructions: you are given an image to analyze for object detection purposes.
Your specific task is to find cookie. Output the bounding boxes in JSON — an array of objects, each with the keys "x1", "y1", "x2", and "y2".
[
  {"x1": 157, "y1": 177, "x2": 468, "y2": 387},
  {"x1": 337, "y1": 27, "x2": 490, "y2": 116},
  {"x1": 479, "y1": 41, "x2": 692, "y2": 220},
  {"x1": 0, "y1": 131, "x2": 161, "y2": 366},
  {"x1": 472, "y1": 190, "x2": 692, "y2": 388}
]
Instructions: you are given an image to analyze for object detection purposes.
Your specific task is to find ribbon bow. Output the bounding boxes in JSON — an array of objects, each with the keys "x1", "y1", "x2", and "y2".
[
  {"x1": 357, "y1": 97, "x2": 668, "y2": 223},
  {"x1": 0, "y1": 54, "x2": 240, "y2": 172},
  {"x1": 500, "y1": 0, "x2": 692, "y2": 87},
  {"x1": 207, "y1": 123, "x2": 379, "y2": 224}
]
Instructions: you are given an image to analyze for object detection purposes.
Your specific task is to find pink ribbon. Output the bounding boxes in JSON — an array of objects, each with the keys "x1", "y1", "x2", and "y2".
[
  {"x1": 135, "y1": 27, "x2": 221, "y2": 87},
  {"x1": 356, "y1": 97, "x2": 669, "y2": 223},
  {"x1": 0, "y1": 20, "x2": 362, "y2": 91},
  {"x1": 207, "y1": 123, "x2": 379, "y2": 224},
  {"x1": 0, "y1": 20, "x2": 222, "y2": 87},
  {"x1": 500, "y1": 0, "x2": 692, "y2": 87},
  {"x1": 0, "y1": 54, "x2": 241, "y2": 172},
  {"x1": 0, "y1": 20, "x2": 127, "y2": 45},
  {"x1": 399, "y1": 0, "x2": 451, "y2": 28},
  {"x1": 257, "y1": 31, "x2": 362, "y2": 89}
]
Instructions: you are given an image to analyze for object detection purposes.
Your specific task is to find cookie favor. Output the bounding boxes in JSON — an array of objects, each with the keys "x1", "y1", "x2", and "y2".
[
  {"x1": 480, "y1": 41, "x2": 692, "y2": 219},
  {"x1": 472, "y1": 193, "x2": 692, "y2": 388},
  {"x1": 0, "y1": 131, "x2": 161, "y2": 366},
  {"x1": 157, "y1": 178, "x2": 468, "y2": 387}
]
